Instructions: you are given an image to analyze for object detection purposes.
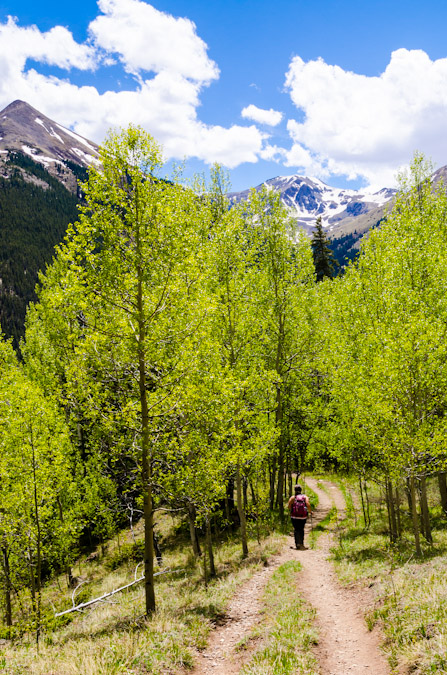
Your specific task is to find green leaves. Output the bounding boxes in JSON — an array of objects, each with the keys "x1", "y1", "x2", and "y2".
[{"x1": 322, "y1": 153, "x2": 447, "y2": 482}]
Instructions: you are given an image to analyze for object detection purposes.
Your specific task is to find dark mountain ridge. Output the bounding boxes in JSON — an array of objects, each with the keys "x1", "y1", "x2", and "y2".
[{"x1": 0, "y1": 101, "x2": 99, "y2": 348}]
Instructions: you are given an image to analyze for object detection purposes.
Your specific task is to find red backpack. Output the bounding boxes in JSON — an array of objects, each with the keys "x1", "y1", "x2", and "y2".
[{"x1": 291, "y1": 494, "x2": 307, "y2": 518}]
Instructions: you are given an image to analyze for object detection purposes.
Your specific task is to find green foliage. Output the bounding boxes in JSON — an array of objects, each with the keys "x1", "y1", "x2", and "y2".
[
  {"x1": 316, "y1": 154, "x2": 447, "y2": 480},
  {"x1": 0, "y1": 336, "x2": 80, "y2": 633}
]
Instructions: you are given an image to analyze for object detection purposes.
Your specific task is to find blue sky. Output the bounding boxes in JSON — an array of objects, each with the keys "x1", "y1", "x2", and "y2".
[{"x1": 1, "y1": 0, "x2": 447, "y2": 191}]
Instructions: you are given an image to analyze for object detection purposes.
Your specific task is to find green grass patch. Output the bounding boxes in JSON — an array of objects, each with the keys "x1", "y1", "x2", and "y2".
[
  {"x1": 0, "y1": 514, "x2": 286, "y2": 675},
  {"x1": 331, "y1": 476, "x2": 447, "y2": 674},
  {"x1": 240, "y1": 560, "x2": 319, "y2": 675},
  {"x1": 309, "y1": 505, "x2": 337, "y2": 548}
]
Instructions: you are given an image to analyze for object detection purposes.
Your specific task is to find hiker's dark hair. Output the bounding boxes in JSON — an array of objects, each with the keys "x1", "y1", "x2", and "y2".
[{"x1": 294, "y1": 485, "x2": 302, "y2": 493}]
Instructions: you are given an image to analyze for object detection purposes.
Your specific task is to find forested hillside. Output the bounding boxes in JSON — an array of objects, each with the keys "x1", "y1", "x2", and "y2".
[{"x1": 0, "y1": 152, "x2": 86, "y2": 348}]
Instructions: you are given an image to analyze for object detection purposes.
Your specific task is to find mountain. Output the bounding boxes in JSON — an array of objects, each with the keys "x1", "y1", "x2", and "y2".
[
  {"x1": 0, "y1": 100, "x2": 99, "y2": 193},
  {"x1": 0, "y1": 100, "x2": 100, "y2": 349},
  {"x1": 228, "y1": 174, "x2": 396, "y2": 268},
  {"x1": 228, "y1": 174, "x2": 396, "y2": 233}
]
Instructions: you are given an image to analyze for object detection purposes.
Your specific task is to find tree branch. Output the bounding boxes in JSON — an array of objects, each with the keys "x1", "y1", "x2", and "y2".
[{"x1": 55, "y1": 567, "x2": 179, "y2": 617}]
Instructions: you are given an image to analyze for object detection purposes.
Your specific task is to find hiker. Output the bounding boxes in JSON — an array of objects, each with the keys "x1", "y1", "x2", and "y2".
[{"x1": 288, "y1": 484, "x2": 312, "y2": 550}]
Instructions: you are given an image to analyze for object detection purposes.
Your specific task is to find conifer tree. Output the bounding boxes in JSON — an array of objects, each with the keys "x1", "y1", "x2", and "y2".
[{"x1": 311, "y1": 216, "x2": 337, "y2": 281}]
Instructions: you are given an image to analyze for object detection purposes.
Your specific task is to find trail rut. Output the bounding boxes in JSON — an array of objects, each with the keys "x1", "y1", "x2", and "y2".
[{"x1": 193, "y1": 479, "x2": 389, "y2": 674}]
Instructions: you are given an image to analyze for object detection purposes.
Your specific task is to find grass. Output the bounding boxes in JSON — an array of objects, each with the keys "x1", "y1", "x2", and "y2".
[
  {"x1": 239, "y1": 560, "x2": 319, "y2": 675},
  {"x1": 0, "y1": 514, "x2": 286, "y2": 675},
  {"x1": 308, "y1": 505, "x2": 337, "y2": 549},
  {"x1": 332, "y1": 475, "x2": 447, "y2": 674}
]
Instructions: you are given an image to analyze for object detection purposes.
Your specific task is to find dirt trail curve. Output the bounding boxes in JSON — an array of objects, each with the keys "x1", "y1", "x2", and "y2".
[{"x1": 192, "y1": 478, "x2": 389, "y2": 675}]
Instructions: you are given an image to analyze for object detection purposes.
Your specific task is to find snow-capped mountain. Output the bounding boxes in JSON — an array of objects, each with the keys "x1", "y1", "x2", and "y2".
[
  {"x1": 228, "y1": 174, "x2": 396, "y2": 233},
  {"x1": 0, "y1": 100, "x2": 99, "y2": 193}
]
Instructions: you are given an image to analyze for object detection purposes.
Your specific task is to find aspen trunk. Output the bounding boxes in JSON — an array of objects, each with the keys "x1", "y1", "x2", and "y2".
[
  {"x1": 410, "y1": 475, "x2": 421, "y2": 555},
  {"x1": 31, "y1": 438, "x2": 42, "y2": 646},
  {"x1": 385, "y1": 481, "x2": 393, "y2": 543},
  {"x1": 269, "y1": 462, "x2": 276, "y2": 510},
  {"x1": 136, "y1": 255, "x2": 156, "y2": 614},
  {"x1": 236, "y1": 462, "x2": 248, "y2": 558},
  {"x1": 206, "y1": 517, "x2": 216, "y2": 577},
  {"x1": 275, "y1": 383, "x2": 285, "y2": 519},
  {"x1": 276, "y1": 446, "x2": 285, "y2": 517},
  {"x1": 203, "y1": 540, "x2": 208, "y2": 587},
  {"x1": 1, "y1": 546, "x2": 12, "y2": 631},
  {"x1": 417, "y1": 480, "x2": 426, "y2": 538},
  {"x1": 438, "y1": 472, "x2": 447, "y2": 515},
  {"x1": 226, "y1": 477, "x2": 234, "y2": 527},
  {"x1": 359, "y1": 475, "x2": 367, "y2": 528},
  {"x1": 364, "y1": 479, "x2": 371, "y2": 528},
  {"x1": 139, "y1": 341, "x2": 155, "y2": 613},
  {"x1": 405, "y1": 477, "x2": 413, "y2": 514},
  {"x1": 187, "y1": 504, "x2": 201, "y2": 557},
  {"x1": 250, "y1": 480, "x2": 257, "y2": 506},
  {"x1": 386, "y1": 479, "x2": 398, "y2": 542},
  {"x1": 395, "y1": 485, "x2": 402, "y2": 538},
  {"x1": 224, "y1": 495, "x2": 230, "y2": 525},
  {"x1": 420, "y1": 476, "x2": 432, "y2": 543}
]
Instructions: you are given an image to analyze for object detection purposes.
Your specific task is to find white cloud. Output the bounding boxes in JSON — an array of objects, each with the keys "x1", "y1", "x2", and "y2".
[
  {"x1": 284, "y1": 49, "x2": 447, "y2": 188},
  {"x1": 89, "y1": 0, "x2": 218, "y2": 83},
  {"x1": 0, "y1": 16, "x2": 96, "y2": 72},
  {"x1": 258, "y1": 144, "x2": 287, "y2": 162},
  {"x1": 0, "y1": 1, "x2": 265, "y2": 169},
  {"x1": 241, "y1": 104, "x2": 283, "y2": 126}
]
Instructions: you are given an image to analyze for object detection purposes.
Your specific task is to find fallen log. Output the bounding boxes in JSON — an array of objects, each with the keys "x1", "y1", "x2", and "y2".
[{"x1": 55, "y1": 568, "x2": 176, "y2": 617}]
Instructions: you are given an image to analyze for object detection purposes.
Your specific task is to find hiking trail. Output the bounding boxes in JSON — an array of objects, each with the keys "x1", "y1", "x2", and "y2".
[{"x1": 192, "y1": 478, "x2": 389, "y2": 675}]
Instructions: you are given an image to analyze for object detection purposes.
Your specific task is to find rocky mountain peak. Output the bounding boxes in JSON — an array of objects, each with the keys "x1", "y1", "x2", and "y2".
[
  {"x1": 0, "y1": 100, "x2": 99, "y2": 192},
  {"x1": 228, "y1": 173, "x2": 396, "y2": 234}
]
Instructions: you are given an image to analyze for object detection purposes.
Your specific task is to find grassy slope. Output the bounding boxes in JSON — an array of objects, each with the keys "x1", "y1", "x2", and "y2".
[
  {"x1": 332, "y1": 475, "x2": 447, "y2": 674},
  {"x1": 0, "y1": 488, "x2": 324, "y2": 675},
  {"x1": 0, "y1": 513, "x2": 288, "y2": 675}
]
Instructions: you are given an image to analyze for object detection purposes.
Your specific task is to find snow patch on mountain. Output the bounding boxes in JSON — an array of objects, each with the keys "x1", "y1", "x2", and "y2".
[
  {"x1": 57, "y1": 124, "x2": 97, "y2": 153},
  {"x1": 228, "y1": 173, "x2": 396, "y2": 232},
  {"x1": 35, "y1": 118, "x2": 65, "y2": 145},
  {"x1": 21, "y1": 145, "x2": 64, "y2": 167}
]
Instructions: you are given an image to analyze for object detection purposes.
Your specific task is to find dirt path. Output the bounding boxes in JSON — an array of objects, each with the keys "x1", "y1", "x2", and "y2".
[
  {"x1": 300, "y1": 479, "x2": 389, "y2": 674},
  {"x1": 193, "y1": 478, "x2": 389, "y2": 675}
]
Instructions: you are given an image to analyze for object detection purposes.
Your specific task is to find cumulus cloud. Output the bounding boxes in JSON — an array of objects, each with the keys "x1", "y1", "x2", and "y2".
[
  {"x1": 0, "y1": 1, "x2": 265, "y2": 168},
  {"x1": 241, "y1": 104, "x2": 283, "y2": 126},
  {"x1": 284, "y1": 49, "x2": 447, "y2": 188},
  {"x1": 0, "y1": 16, "x2": 96, "y2": 72},
  {"x1": 89, "y1": 0, "x2": 218, "y2": 83}
]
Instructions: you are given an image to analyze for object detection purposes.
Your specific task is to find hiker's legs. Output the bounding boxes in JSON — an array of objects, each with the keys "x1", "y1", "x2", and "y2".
[
  {"x1": 296, "y1": 519, "x2": 306, "y2": 547},
  {"x1": 291, "y1": 519, "x2": 301, "y2": 548}
]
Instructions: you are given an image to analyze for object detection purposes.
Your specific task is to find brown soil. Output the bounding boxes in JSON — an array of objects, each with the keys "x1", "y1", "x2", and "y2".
[{"x1": 192, "y1": 478, "x2": 389, "y2": 675}]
